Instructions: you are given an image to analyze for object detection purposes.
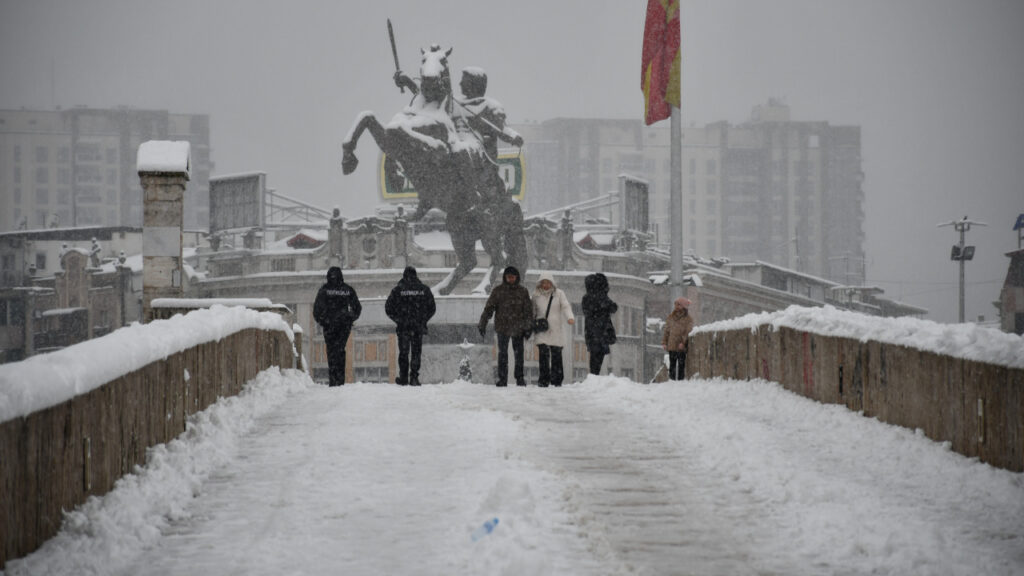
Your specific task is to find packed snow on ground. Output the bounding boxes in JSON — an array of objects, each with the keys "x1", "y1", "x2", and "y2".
[
  {"x1": 0, "y1": 306, "x2": 293, "y2": 423},
  {"x1": 5, "y1": 370, "x2": 1022, "y2": 576},
  {"x1": 695, "y1": 304, "x2": 1024, "y2": 369}
]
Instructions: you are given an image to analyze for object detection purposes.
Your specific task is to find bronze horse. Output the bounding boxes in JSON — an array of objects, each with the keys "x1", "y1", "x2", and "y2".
[{"x1": 341, "y1": 45, "x2": 512, "y2": 294}]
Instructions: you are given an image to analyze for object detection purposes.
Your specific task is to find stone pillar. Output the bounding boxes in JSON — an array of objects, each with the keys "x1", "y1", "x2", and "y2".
[
  {"x1": 137, "y1": 141, "x2": 191, "y2": 322},
  {"x1": 328, "y1": 208, "x2": 345, "y2": 267},
  {"x1": 393, "y1": 205, "x2": 408, "y2": 270}
]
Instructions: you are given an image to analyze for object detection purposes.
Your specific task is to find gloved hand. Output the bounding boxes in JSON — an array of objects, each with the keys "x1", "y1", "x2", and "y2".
[
  {"x1": 522, "y1": 329, "x2": 532, "y2": 340},
  {"x1": 478, "y1": 325, "x2": 487, "y2": 339}
]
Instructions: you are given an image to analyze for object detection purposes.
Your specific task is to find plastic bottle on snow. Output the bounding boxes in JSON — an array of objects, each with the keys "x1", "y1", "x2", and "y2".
[{"x1": 471, "y1": 517, "x2": 499, "y2": 542}]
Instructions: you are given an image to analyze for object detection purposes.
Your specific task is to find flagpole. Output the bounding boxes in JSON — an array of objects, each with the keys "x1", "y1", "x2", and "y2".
[{"x1": 669, "y1": 108, "x2": 683, "y2": 301}]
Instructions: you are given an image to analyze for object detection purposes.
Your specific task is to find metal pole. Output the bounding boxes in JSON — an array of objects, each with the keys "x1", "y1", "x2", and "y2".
[
  {"x1": 958, "y1": 223, "x2": 965, "y2": 323},
  {"x1": 669, "y1": 107, "x2": 683, "y2": 302}
]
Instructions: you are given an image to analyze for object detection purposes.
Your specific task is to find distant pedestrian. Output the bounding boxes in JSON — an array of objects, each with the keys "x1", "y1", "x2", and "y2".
[
  {"x1": 531, "y1": 272, "x2": 575, "y2": 387},
  {"x1": 582, "y1": 272, "x2": 618, "y2": 376},
  {"x1": 385, "y1": 266, "x2": 436, "y2": 386},
  {"x1": 662, "y1": 297, "x2": 694, "y2": 380},
  {"x1": 479, "y1": 266, "x2": 533, "y2": 386},
  {"x1": 313, "y1": 266, "x2": 362, "y2": 386}
]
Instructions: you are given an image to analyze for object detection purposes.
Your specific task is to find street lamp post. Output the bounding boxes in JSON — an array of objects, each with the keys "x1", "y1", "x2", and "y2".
[{"x1": 938, "y1": 216, "x2": 987, "y2": 323}]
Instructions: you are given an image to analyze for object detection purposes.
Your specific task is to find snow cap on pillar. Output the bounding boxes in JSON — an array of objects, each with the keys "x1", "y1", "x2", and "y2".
[{"x1": 137, "y1": 140, "x2": 191, "y2": 179}]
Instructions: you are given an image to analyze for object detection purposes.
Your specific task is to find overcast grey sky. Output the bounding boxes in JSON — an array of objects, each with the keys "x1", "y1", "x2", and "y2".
[{"x1": 1, "y1": 0, "x2": 1022, "y2": 323}]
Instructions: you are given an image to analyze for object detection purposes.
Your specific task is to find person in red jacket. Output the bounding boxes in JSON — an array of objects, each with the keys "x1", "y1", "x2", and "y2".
[{"x1": 662, "y1": 297, "x2": 695, "y2": 380}]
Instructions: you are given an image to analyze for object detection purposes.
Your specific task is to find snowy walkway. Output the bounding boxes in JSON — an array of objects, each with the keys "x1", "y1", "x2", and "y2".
[{"x1": 7, "y1": 369, "x2": 1023, "y2": 576}]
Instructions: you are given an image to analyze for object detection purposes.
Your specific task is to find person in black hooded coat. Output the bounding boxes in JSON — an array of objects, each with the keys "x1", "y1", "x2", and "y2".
[
  {"x1": 582, "y1": 272, "x2": 618, "y2": 375},
  {"x1": 313, "y1": 266, "x2": 362, "y2": 386},
  {"x1": 385, "y1": 266, "x2": 436, "y2": 386}
]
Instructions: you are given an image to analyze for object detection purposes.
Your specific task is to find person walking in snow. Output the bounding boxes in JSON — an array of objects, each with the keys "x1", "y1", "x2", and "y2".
[
  {"x1": 478, "y1": 265, "x2": 533, "y2": 386},
  {"x1": 582, "y1": 272, "x2": 618, "y2": 376},
  {"x1": 531, "y1": 272, "x2": 575, "y2": 387},
  {"x1": 385, "y1": 266, "x2": 436, "y2": 386},
  {"x1": 313, "y1": 266, "x2": 362, "y2": 387},
  {"x1": 662, "y1": 297, "x2": 695, "y2": 380}
]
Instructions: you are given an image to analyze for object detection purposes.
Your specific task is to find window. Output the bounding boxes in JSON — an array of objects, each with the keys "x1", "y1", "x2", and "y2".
[
  {"x1": 106, "y1": 148, "x2": 117, "y2": 164},
  {"x1": 57, "y1": 147, "x2": 70, "y2": 163},
  {"x1": 271, "y1": 258, "x2": 295, "y2": 272},
  {"x1": 1, "y1": 254, "x2": 13, "y2": 271},
  {"x1": 35, "y1": 146, "x2": 48, "y2": 163},
  {"x1": 706, "y1": 159, "x2": 717, "y2": 174},
  {"x1": 36, "y1": 189, "x2": 49, "y2": 204},
  {"x1": 689, "y1": 158, "x2": 696, "y2": 175},
  {"x1": 58, "y1": 168, "x2": 70, "y2": 185},
  {"x1": 35, "y1": 252, "x2": 46, "y2": 270},
  {"x1": 13, "y1": 145, "x2": 21, "y2": 162},
  {"x1": 0, "y1": 300, "x2": 7, "y2": 326},
  {"x1": 106, "y1": 168, "x2": 117, "y2": 185},
  {"x1": 706, "y1": 180, "x2": 717, "y2": 195},
  {"x1": 13, "y1": 188, "x2": 21, "y2": 204},
  {"x1": 35, "y1": 167, "x2": 48, "y2": 184},
  {"x1": 689, "y1": 199, "x2": 696, "y2": 213},
  {"x1": 706, "y1": 198, "x2": 717, "y2": 213},
  {"x1": 14, "y1": 166, "x2": 20, "y2": 184},
  {"x1": 707, "y1": 220, "x2": 717, "y2": 234},
  {"x1": 353, "y1": 366, "x2": 389, "y2": 383}
]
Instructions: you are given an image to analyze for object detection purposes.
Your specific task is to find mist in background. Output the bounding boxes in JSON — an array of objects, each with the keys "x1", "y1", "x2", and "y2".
[{"x1": 1, "y1": 0, "x2": 1021, "y2": 323}]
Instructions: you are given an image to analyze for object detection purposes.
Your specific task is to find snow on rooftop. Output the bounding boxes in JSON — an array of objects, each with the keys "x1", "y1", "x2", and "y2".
[
  {"x1": 694, "y1": 305, "x2": 1024, "y2": 369},
  {"x1": 136, "y1": 140, "x2": 191, "y2": 177},
  {"x1": 0, "y1": 305, "x2": 293, "y2": 423}
]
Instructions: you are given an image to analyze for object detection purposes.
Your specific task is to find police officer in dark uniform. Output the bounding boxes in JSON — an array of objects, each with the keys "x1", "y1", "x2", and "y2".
[
  {"x1": 385, "y1": 266, "x2": 436, "y2": 386},
  {"x1": 313, "y1": 266, "x2": 362, "y2": 386}
]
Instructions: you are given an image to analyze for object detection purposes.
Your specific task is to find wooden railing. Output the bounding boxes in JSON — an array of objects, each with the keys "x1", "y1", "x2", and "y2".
[
  {"x1": 688, "y1": 325, "x2": 1023, "y2": 473},
  {"x1": 1, "y1": 327, "x2": 295, "y2": 569}
]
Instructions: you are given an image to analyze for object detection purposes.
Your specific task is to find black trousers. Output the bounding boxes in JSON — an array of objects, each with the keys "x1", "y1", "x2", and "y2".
[
  {"x1": 397, "y1": 329, "x2": 423, "y2": 383},
  {"x1": 496, "y1": 332, "x2": 525, "y2": 385},
  {"x1": 589, "y1": 349, "x2": 607, "y2": 375},
  {"x1": 668, "y1": 350, "x2": 687, "y2": 380},
  {"x1": 325, "y1": 329, "x2": 351, "y2": 386},
  {"x1": 537, "y1": 344, "x2": 564, "y2": 386}
]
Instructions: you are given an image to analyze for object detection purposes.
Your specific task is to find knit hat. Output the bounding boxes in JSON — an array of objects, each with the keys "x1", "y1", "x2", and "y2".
[{"x1": 674, "y1": 297, "x2": 691, "y2": 309}]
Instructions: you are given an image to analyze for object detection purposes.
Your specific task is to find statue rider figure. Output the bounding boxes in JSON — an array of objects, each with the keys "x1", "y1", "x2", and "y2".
[{"x1": 453, "y1": 67, "x2": 528, "y2": 280}]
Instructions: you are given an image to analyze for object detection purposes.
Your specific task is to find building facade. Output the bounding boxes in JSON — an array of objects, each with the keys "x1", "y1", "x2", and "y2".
[
  {"x1": 0, "y1": 107, "x2": 212, "y2": 232},
  {"x1": 511, "y1": 100, "x2": 866, "y2": 285}
]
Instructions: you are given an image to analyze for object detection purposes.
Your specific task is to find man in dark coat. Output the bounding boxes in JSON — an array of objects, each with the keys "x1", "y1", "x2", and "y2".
[
  {"x1": 313, "y1": 266, "x2": 362, "y2": 386},
  {"x1": 385, "y1": 266, "x2": 436, "y2": 386},
  {"x1": 582, "y1": 272, "x2": 618, "y2": 375},
  {"x1": 478, "y1": 266, "x2": 533, "y2": 386}
]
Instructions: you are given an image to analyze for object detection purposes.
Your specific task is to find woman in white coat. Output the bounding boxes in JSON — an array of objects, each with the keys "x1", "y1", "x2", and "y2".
[{"x1": 531, "y1": 272, "x2": 575, "y2": 386}]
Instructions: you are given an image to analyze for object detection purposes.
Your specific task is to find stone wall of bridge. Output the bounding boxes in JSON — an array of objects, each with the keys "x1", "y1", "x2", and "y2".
[
  {"x1": 688, "y1": 326, "x2": 1023, "y2": 473},
  {"x1": 0, "y1": 326, "x2": 295, "y2": 569}
]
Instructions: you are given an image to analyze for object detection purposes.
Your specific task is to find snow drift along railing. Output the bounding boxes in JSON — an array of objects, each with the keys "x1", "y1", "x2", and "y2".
[
  {"x1": 687, "y1": 306, "x2": 1024, "y2": 473},
  {"x1": 0, "y1": 306, "x2": 297, "y2": 569}
]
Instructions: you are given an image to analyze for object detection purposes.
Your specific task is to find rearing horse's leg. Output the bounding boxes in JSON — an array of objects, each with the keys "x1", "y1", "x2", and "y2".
[
  {"x1": 438, "y1": 211, "x2": 479, "y2": 295},
  {"x1": 341, "y1": 112, "x2": 386, "y2": 175}
]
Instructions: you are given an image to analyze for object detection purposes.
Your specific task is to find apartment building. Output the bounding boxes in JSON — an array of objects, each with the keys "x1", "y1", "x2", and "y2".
[
  {"x1": 511, "y1": 100, "x2": 866, "y2": 284},
  {"x1": 0, "y1": 107, "x2": 211, "y2": 232}
]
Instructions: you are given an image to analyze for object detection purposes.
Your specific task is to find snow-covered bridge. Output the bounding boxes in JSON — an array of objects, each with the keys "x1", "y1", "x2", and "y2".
[
  {"x1": 2, "y1": 306, "x2": 1023, "y2": 575},
  {"x1": 5, "y1": 370, "x2": 1023, "y2": 575}
]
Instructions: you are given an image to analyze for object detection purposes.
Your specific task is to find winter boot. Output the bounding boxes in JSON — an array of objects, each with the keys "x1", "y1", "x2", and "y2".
[{"x1": 410, "y1": 376, "x2": 421, "y2": 386}]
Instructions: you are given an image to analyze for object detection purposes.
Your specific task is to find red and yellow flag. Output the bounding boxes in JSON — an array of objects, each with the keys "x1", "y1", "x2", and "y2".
[{"x1": 641, "y1": 0, "x2": 681, "y2": 125}]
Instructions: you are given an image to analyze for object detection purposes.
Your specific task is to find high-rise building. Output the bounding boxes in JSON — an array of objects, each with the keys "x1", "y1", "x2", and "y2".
[
  {"x1": 512, "y1": 100, "x2": 866, "y2": 284},
  {"x1": 0, "y1": 107, "x2": 212, "y2": 232}
]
